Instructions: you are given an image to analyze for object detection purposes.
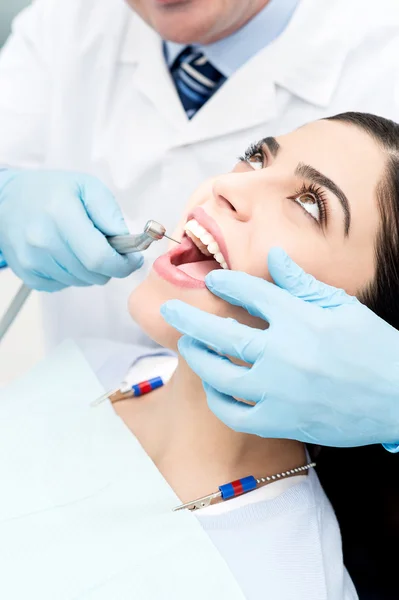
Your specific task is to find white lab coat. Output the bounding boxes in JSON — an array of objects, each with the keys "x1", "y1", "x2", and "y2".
[{"x1": 0, "y1": 0, "x2": 398, "y2": 348}]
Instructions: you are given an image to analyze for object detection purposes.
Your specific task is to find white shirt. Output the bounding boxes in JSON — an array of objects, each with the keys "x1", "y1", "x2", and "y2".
[
  {"x1": 0, "y1": 0, "x2": 398, "y2": 348},
  {"x1": 165, "y1": 0, "x2": 300, "y2": 76}
]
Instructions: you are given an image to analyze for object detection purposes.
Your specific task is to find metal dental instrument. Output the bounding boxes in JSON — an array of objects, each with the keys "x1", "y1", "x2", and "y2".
[
  {"x1": 0, "y1": 220, "x2": 180, "y2": 342},
  {"x1": 107, "y1": 220, "x2": 181, "y2": 254}
]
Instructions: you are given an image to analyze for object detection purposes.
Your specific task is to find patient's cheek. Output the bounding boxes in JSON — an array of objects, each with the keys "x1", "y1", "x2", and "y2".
[
  {"x1": 128, "y1": 262, "x2": 268, "y2": 354},
  {"x1": 128, "y1": 270, "x2": 229, "y2": 350},
  {"x1": 128, "y1": 276, "x2": 179, "y2": 349}
]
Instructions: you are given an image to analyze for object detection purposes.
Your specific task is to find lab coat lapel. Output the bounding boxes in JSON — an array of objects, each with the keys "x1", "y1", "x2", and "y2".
[
  {"x1": 178, "y1": 51, "x2": 278, "y2": 145},
  {"x1": 119, "y1": 0, "x2": 361, "y2": 146},
  {"x1": 120, "y1": 12, "x2": 279, "y2": 144},
  {"x1": 176, "y1": 0, "x2": 365, "y2": 146},
  {"x1": 121, "y1": 14, "x2": 187, "y2": 130}
]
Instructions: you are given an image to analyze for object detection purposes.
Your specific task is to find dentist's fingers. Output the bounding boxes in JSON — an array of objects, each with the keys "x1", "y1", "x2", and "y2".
[
  {"x1": 79, "y1": 176, "x2": 130, "y2": 237},
  {"x1": 17, "y1": 269, "x2": 66, "y2": 292},
  {"x1": 37, "y1": 260, "x2": 89, "y2": 287},
  {"x1": 161, "y1": 300, "x2": 265, "y2": 364},
  {"x1": 205, "y1": 382, "x2": 312, "y2": 440},
  {"x1": 1, "y1": 244, "x2": 67, "y2": 291},
  {"x1": 26, "y1": 220, "x2": 110, "y2": 286},
  {"x1": 203, "y1": 383, "x2": 254, "y2": 433},
  {"x1": 268, "y1": 247, "x2": 357, "y2": 308},
  {"x1": 177, "y1": 336, "x2": 262, "y2": 401},
  {"x1": 58, "y1": 196, "x2": 143, "y2": 278},
  {"x1": 50, "y1": 237, "x2": 111, "y2": 286},
  {"x1": 204, "y1": 269, "x2": 291, "y2": 322}
]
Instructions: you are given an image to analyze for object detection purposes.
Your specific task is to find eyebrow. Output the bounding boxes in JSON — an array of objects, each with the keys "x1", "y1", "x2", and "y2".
[
  {"x1": 259, "y1": 138, "x2": 351, "y2": 235},
  {"x1": 295, "y1": 163, "x2": 351, "y2": 236},
  {"x1": 262, "y1": 136, "x2": 281, "y2": 157}
]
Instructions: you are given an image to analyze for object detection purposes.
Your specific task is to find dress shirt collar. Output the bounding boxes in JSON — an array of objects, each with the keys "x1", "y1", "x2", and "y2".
[{"x1": 164, "y1": 0, "x2": 300, "y2": 77}]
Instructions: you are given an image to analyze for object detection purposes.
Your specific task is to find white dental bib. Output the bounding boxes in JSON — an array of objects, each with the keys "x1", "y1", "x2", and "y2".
[{"x1": 0, "y1": 342, "x2": 245, "y2": 600}]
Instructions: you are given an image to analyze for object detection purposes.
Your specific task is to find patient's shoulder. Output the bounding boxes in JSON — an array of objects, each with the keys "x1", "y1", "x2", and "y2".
[{"x1": 198, "y1": 471, "x2": 358, "y2": 600}]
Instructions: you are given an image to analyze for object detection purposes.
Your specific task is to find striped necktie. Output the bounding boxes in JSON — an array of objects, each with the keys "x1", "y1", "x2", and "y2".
[{"x1": 171, "y1": 47, "x2": 227, "y2": 119}]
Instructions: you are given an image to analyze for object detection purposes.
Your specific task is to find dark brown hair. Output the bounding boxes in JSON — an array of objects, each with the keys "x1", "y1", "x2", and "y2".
[
  {"x1": 319, "y1": 112, "x2": 399, "y2": 600},
  {"x1": 326, "y1": 112, "x2": 399, "y2": 330}
]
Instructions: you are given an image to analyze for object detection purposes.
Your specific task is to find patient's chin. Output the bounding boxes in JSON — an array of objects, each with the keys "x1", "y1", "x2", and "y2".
[
  {"x1": 128, "y1": 269, "x2": 220, "y2": 351},
  {"x1": 129, "y1": 268, "x2": 268, "y2": 351}
]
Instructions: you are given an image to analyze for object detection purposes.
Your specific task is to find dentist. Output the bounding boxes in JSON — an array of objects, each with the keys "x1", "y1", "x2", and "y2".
[{"x1": 0, "y1": 0, "x2": 399, "y2": 347}]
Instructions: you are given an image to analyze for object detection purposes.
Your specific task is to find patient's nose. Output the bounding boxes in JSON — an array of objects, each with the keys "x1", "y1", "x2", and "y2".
[{"x1": 211, "y1": 173, "x2": 252, "y2": 222}]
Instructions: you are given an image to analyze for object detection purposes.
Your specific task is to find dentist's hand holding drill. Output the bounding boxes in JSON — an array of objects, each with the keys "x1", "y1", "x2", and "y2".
[{"x1": 0, "y1": 169, "x2": 143, "y2": 291}]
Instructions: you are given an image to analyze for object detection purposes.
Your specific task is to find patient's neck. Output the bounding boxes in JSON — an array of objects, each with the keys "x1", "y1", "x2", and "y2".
[{"x1": 115, "y1": 357, "x2": 305, "y2": 502}]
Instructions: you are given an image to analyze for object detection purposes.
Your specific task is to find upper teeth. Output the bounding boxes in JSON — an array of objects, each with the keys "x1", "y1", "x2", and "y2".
[{"x1": 184, "y1": 218, "x2": 229, "y2": 269}]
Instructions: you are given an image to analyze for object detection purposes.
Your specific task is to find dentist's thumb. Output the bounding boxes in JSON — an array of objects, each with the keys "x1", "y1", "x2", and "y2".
[{"x1": 268, "y1": 247, "x2": 357, "y2": 309}]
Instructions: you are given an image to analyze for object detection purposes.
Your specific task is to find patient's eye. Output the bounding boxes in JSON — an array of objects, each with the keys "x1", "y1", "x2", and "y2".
[
  {"x1": 247, "y1": 153, "x2": 263, "y2": 170},
  {"x1": 239, "y1": 141, "x2": 266, "y2": 170},
  {"x1": 294, "y1": 193, "x2": 320, "y2": 221},
  {"x1": 287, "y1": 183, "x2": 327, "y2": 226}
]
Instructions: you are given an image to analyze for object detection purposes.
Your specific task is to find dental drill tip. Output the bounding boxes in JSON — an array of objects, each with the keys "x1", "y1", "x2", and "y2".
[{"x1": 163, "y1": 234, "x2": 181, "y2": 244}]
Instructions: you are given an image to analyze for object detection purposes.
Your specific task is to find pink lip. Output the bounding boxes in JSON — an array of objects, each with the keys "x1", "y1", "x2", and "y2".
[
  {"x1": 153, "y1": 206, "x2": 230, "y2": 289},
  {"x1": 153, "y1": 236, "x2": 207, "y2": 289},
  {"x1": 154, "y1": 0, "x2": 189, "y2": 5},
  {"x1": 190, "y1": 207, "x2": 231, "y2": 269}
]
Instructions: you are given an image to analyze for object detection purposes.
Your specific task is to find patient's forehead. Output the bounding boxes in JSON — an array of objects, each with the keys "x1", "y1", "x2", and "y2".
[
  {"x1": 277, "y1": 119, "x2": 384, "y2": 173},
  {"x1": 276, "y1": 119, "x2": 386, "y2": 207}
]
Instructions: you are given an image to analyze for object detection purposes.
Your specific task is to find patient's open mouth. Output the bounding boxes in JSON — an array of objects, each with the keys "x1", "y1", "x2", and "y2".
[
  {"x1": 153, "y1": 207, "x2": 230, "y2": 289},
  {"x1": 183, "y1": 219, "x2": 229, "y2": 270}
]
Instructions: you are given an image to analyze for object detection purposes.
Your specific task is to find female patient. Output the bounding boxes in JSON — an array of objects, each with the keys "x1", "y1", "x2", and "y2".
[
  {"x1": 118, "y1": 112, "x2": 399, "y2": 598},
  {"x1": 2, "y1": 112, "x2": 399, "y2": 599}
]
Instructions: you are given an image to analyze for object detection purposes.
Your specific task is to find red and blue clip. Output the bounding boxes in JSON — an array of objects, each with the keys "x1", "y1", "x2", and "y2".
[
  {"x1": 173, "y1": 463, "x2": 316, "y2": 512},
  {"x1": 219, "y1": 476, "x2": 257, "y2": 500},
  {"x1": 130, "y1": 376, "x2": 164, "y2": 397},
  {"x1": 90, "y1": 373, "x2": 317, "y2": 513},
  {"x1": 91, "y1": 375, "x2": 167, "y2": 407}
]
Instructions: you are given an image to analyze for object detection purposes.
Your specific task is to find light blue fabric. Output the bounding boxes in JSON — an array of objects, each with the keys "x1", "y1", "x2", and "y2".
[{"x1": 165, "y1": 0, "x2": 300, "y2": 77}]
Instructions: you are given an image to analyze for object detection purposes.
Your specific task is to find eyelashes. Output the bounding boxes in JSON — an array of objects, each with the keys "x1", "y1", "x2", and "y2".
[
  {"x1": 287, "y1": 182, "x2": 328, "y2": 226},
  {"x1": 238, "y1": 141, "x2": 265, "y2": 167},
  {"x1": 239, "y1": 141, "x2": 329, "y2": 227}
]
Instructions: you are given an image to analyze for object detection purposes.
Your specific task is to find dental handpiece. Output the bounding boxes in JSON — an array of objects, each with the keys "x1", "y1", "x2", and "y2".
[
  {"x1": 107, "y1": 220, "x2": 180, "y2": 254},
  {"x1": 0, "y1": 220, "x2": 180, "y2": 343}
]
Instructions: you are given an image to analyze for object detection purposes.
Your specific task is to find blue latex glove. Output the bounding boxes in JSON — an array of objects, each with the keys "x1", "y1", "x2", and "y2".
[
  {"x1": 161, "y1": 247, "x2": 399, "y2": 449},
  {"x1": 0, "y1": 170, "x2": 143, "y2": 291}
]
